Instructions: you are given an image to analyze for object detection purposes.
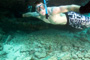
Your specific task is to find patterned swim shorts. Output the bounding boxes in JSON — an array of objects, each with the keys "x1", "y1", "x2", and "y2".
[{"x1": 67, "y1": 11, "x2": 90, "y2": 29}]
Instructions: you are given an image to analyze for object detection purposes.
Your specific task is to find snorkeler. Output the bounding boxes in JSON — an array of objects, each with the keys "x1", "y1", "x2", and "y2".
[{"x1": 22, "y1": 0, "x2": 90, "y2": 29}]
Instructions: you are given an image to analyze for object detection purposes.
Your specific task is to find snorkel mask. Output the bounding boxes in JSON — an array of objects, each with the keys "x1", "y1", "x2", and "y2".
[
  {"x1": 35, "y1": 0, "x2": 49, "y2": 19},
  {"x1": 36, "y1": 4, "x2": 45, "y2": 12}
]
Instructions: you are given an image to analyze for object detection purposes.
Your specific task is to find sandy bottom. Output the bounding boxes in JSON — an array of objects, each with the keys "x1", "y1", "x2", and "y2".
[{"x1": 0, "y1": 28, "x2": 90, "y2": 60}]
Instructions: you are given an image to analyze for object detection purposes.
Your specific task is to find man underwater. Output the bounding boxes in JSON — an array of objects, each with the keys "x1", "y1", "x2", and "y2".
[{"x1": 23, "y1": 0, "x2": 90, "y2": 29}]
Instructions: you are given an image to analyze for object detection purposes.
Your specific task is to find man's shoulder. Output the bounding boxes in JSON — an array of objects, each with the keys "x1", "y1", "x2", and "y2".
[
  {"x1": 47, "y1": 6, "x2": 60, "y2": 11},
  {"x1": 47, "y1": 6, "x2": 55, "y2": 9},
  {"x1": 47, "y1": 7, "x2": 55, "y2": 13},
  {"x1": 47, "y1": 6, "x2": 60, "y2": 14},
  {"x1": 48, "y1": 6, "x2": 59, "y2": 9}
]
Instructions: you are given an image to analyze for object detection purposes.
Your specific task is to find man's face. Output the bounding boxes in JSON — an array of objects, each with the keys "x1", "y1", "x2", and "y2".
[{"x1": 36, "y1": 3, "x2": 46, "y2": 16}]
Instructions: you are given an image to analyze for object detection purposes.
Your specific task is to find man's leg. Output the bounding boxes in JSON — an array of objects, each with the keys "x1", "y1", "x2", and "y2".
[
  {"x1": 67, "y1": 11, "x2": 90, "y2": 29},
  {"x1": 79, "y1": 1, "x2": 90, "y2": 14}
]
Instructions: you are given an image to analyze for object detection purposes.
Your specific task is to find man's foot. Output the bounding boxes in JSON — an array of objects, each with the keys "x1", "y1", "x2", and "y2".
[
  {"x1": 80, "y1": 1, "x2": 90, "y2": 14},
  {"x1": 84, "y1": 1, "x2": 90, "y2": 8}
]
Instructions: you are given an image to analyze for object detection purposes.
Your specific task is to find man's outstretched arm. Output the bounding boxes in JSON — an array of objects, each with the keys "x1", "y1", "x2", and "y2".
[
  {"x1": 22, "y1": 12, "x2": 40, "y2": 19},
  {"x1": 62, "y1": 5, "x2": 80, "y2": 12},
  {"x1": 51, "y1": 4, "x2": 80, "y2": 14},
  {"x1": 22, "y1": 12, "x2": 51, "y2": 23}
]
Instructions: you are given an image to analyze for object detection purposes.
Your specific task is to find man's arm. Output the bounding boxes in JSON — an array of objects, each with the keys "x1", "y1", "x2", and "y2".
[
  {"x1": 22, "y1": 12, "x2": 51, "y2": 23},
  {"x1": 60, "y1": 5, "x2": 80, "y2": 12},
  {"x1": 51, "y1": 4, "x2": 80, "y2": 14},
  {"x1": 22, "y1": 12, "x2": 40, "y2": 19}
]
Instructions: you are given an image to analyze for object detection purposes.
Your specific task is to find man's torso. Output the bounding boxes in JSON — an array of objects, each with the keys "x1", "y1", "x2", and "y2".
[{"x1": 39, "y1": 7, "x2": 68, "y2": 25}]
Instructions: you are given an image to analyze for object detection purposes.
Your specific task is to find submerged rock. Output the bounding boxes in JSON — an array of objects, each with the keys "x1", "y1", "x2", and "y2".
[
  {"x1": 61, "y1": 45, "x2": 70, "y2": 52},
  {"x1": 34, "y1": 51, "x2": 46, "y2": 58},
  {"x1": 0, "y1": 44, "x2": 3, "y2": 51},
  {"x1": 0, "y1": 51, "x2": 7, "y2": 56},
  {"x1": 48, "y1": 56, "x2": 57, "y2": 60},
  {"x1": 84, "y1": 53, "x2": 90, "y2": 58}
]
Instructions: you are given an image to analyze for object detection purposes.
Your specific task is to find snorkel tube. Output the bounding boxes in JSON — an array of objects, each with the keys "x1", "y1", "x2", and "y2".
[{"x1": 43, "y1": 0, "x2": 49, "y2": 19}]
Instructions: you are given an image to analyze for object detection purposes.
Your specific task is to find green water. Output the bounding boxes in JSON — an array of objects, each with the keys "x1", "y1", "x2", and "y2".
[{"x1": 0, "y1": 0, "x2": 90, "y2": 60}]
